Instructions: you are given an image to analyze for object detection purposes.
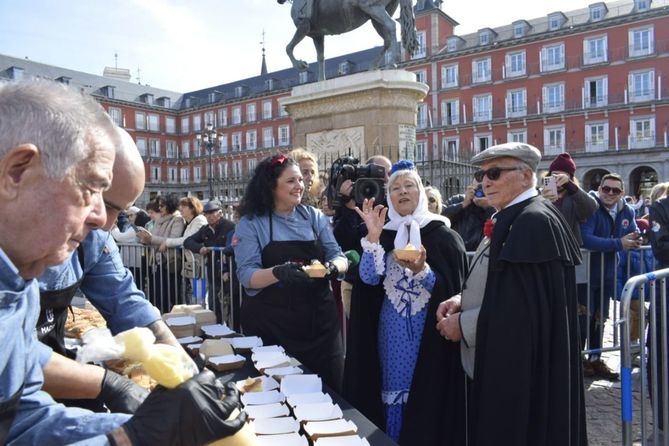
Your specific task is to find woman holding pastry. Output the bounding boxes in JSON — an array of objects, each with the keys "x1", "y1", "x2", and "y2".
[
  {"x1": 344, "y1": 160, "x2": 467, "y2": 445},
  {"x1": 233, "y1": 154, "x2": 348, "y2": 391}
]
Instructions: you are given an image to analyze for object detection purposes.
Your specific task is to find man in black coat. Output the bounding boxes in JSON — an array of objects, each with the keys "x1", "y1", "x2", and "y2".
[
  {"x1": 436, "y1": 142, "x2": 587, "y2": 446},
  {"x1": 443, "y1": 183, "x2": 495, "y2": 251},
  {"x1": 184, "y1": 200, "x2": 235, "y2": 322}
]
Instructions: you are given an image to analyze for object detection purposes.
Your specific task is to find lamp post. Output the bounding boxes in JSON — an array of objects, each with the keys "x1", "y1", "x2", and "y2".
[{"x1": 196, "y1": 123, "x2": 219, "y2": 200}]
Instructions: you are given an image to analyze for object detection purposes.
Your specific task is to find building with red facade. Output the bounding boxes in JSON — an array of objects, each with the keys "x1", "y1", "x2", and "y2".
[{"x1": 1, "y1": 0, "x2": 667, "y2": 203}]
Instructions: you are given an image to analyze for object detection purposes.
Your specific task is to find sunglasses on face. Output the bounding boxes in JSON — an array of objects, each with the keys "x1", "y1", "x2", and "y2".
[
  {"x1": 601, "y1": 186, "x2": 623, "y2": 195},
  {"x1": 474, "y1": 166, "x2": 524, "y2": 182}
]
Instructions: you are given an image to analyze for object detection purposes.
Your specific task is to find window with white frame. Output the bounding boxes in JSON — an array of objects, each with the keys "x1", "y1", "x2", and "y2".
[
  {"x1": 168, "y1": 167, "x2": 177, "y2": 183},
  {"x1": 263, "y1": 101, "x2": 272, "y2": 120},
  {"x1": 415, "y1": 70, "x2": 427, "y2": 85},
  {"x1": 204, "y1": 111, "x2": 214, "y2": 127},
  {"x1": 193, "y1": 114, "x2": 202, "y2": 132},
  {"x1": 543, "y1": 126, "x2": 565, "y2": 155},
  {"x1": 584, "y1": 35, "x2": 608, "y2": 64},
  {"x1": 279, "y1": 125, "x2": 290, "y2": 146},
  {"x1": 584, "y1": 76, "x2": 608, "y2": 108},
  {"x1": 415, "y1": 141, "x2": 427, "y2": 163},
  {"x1": 180, "y1": 167, "x2": 189, "y2": 184},
  {"x1": 248, "y1": 158, "x2": 257, "y2": 173},
  {"x1": 150, "y1": 166, "x2": 160, "y2": 182},
  {"x1": 508, "y1": 129, "x2": 527, "y2": 143},
  {"x1": 513, "y1": 23, "x2": 525, "y2": 38},
  {"x1": 148, "y1": 114, "x2": 160, "y2": 132},
  {"x1": 136, "y1": 138, "x2": 147, "y2": 156},
  {"x1": 219, "y1": 108, "x2": 228, "y2": 127},
  {"x1": 479, "y1": 31, "x2": 490, "y2": 46},
  {"x1": 232, "y1": 106, "x2": 241, "y2": 125},
  {"x1": 474, "y1": 133, "x2": 491, "y2": 153},
  {"x1": 247, "y1": 103, "x2": 257, "y2": 122},
  {"x1": 263, "y1": 127, "x2": 274, "y2": 148},
  {"x1": 280, "y1": 105, "x2": 289, "y2": 117},
  {"x1": 548, "y1": 14, "x2": 562, "y2": 31},
  {"x1": 590, "y1": 6, "x2": 604, "y2": 21},
  {"x1": 441, "y1": 99, "x2": 459, "y2": 126},
  {"x1": 505, "y1": 51, "x2": 526, "y2": 78},
  {"x1": 473, "y1": 94, "x2": 492, "y2": 122},
  {"x1": 441, "y1": 64, "x2": 458, "y2": 89},
  {"x1": 109, "y1": 107, "x2": 122, "y2": 127},
  {"x1": 412, "y1": 31, "x2": 426, "y2": 59},
  {"x1": 166, "y1": 140, "x2": 177, "y2": 158},
  {"x1": 541, "y1": 43, "x2": 565, "y2": 71},
  {"x1": 135, "y1": 112, "x2": 146, "y2": 130},
  {"x1": 506, "y1": 89, "x2": 527, "y2": 117},
  {"x1": 447, "y1": 38, "x2": 458, "y2": 52},
  {"x1": 542, "y1": 82, "x2": 565, "y2": 112},
  {"x1": 585, "y1": 121, "x2": 609, "y2": 152},
  {"x1": 165, "y1": 116, "x2": 175, "y2": 134},
  {"x1": 181, "y1": 117, "x2": 190, "y2": 134},
  {"x1": 195, "y1": 166, "x2": 202, "y2": 181},
  {"x1": 635, "y1": 0, "x2": 650, "y2": 11},
  {"x1": 181, "y1": 141, "x2": 189, "y2": 158},
  {"x1": 246, "y1": 130, "x2": 257, "y2": 150},
  {"x1": 630, "y1": 116, "x2": 655, "y2": 148},
  {"x1": 442, "y1": 138, "x2": 459, "y2": 159},
  {"x1": 194, "y1": 139, "x2": 201, "y2": 157},
  {"x1": 299, "y1": 71, "x2": 310, "y2": 84},
  {"x1": 232, "y1": 132, "x2": 242, "y2": 151},
  {"x1": 629, "y1": 69, "x2": 655, "y2": 101},
  {"x1": 472, "y1": 58, "x2": 491, "y2": 83},
  {"x1": 233, "y1": 160, "x2": 243, "y2": 178},
  {"x1": 149, "y1": 139, "x2": 160, "y2": 157},
  {"x1": 219, "y1": 134, "x2": 228, "y2": 153},
  {"x1": 219, "y1": 162, "x2": 228, "y2": 179},
  {"x1": 417, "y1": 104, "x2": 428, "y2": 129},
  {"x1": 629, "y1": 26, "x2": 654, "y2": 57}
]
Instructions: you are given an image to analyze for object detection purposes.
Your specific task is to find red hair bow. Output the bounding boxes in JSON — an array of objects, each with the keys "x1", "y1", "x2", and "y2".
[{"x1": 271, "y1": 154, "x2": 288, "y2": 168}]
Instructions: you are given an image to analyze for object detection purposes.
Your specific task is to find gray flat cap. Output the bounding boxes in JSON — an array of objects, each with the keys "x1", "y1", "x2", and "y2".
[
  {"x1": 203, "y1": 200, "x2": 222, "y2": 213},
  {"x1": 470, "y1": 142, "x2": 542, "y2": 171}
]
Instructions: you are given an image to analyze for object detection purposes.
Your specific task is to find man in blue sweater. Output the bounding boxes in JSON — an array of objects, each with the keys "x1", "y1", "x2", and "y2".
[{"x1": 581, "y1": 173, "x2": 641, "y2": 380}]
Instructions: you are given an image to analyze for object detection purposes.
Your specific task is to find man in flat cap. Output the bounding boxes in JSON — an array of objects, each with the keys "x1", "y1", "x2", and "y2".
[
  {"x1": 184, "y1": 200, "x2": 235, "y2": 321},
  {"x1": 436, "y1": 142, "x2": 587, "y2": 446}
]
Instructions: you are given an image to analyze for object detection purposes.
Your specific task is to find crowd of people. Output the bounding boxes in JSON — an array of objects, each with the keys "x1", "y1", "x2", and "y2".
[{"x1": 4, "y1": 79, "x2": 669, "y2": 445}]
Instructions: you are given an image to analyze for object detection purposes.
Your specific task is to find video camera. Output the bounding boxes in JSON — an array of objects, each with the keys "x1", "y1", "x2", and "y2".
[{"x1": 327, "y1": 156, "x2": 386, "y2": 209}]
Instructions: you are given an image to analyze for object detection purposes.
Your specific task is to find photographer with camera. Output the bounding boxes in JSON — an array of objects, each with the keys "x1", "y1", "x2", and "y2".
[
  {"x1": 331, "y1": 155, "x2": 392, "y2": 319},
  {"x1": 443, "y1": 181, "x2": 494, "y2": 251}
]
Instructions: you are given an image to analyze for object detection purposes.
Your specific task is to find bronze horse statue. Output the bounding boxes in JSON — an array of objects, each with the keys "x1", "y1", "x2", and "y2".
[{"x1": 277, "y1": 0, "x2": 418, "y2": 81}]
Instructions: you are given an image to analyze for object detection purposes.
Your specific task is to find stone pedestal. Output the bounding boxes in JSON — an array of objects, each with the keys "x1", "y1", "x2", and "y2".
[{"x1": 280, "y1": 70, "x2": 428, "y2": 163}]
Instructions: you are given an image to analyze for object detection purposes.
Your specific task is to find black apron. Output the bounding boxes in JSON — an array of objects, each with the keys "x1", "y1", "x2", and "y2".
[
  {"x1": 0, "y1": 385, "x2": 22, "y2": 444},
  {"x1": 241, "y1": 212, "x2": 344, "y2": 392},
  {"x1": 36, "y1": 246, "x2": 85, "y2": 358}
]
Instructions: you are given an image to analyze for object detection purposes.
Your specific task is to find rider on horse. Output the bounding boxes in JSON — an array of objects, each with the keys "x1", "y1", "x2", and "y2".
[{"x1": 277, "y1": 0, "x2": 316, "y2": 30}]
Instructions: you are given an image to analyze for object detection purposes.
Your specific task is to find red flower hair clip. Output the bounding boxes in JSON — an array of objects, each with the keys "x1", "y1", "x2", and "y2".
[{"x1": 271, "y1": 154, "x2": 288, "y2": 168}]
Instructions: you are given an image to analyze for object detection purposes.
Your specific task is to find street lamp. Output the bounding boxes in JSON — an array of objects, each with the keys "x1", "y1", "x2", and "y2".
[{"x1": 196, "y1": 123, "x2": 219, "y2": 200}]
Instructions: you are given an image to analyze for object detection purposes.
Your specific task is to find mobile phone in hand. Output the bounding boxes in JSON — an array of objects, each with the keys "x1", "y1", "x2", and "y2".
[{"x1": 543, "y1": 176, "x2": 558, "y2": 196}]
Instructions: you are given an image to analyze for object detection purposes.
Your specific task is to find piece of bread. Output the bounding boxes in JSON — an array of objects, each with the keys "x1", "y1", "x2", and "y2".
[
  {"x1": 394, "y1": 243, "x2": 421, "y2": 261},
  {"x1": 303, "y1": 260, "x2": 327, "y2": 278},
  {"x1": 239, "y1": 377, "x2": 263, "y2": 393}
]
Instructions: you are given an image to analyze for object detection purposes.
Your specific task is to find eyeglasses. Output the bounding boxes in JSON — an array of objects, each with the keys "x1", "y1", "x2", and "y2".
[
  {"x1": 474, "y1": 166, "x2": 524, "y2": 182},
  {"x1": 601, "y1": 186, "x2": 623, "y2": 195}
]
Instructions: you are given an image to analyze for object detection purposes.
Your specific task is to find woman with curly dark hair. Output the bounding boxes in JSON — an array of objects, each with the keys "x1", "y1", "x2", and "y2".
[{"x1": 234, "y1": 153, "x2": 348, "y2": 391}]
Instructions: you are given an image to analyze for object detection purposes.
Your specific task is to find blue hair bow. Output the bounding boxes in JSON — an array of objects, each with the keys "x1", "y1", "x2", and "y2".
[{"x1": 390, "y1": 159, "x2": 416, "y2": 175}]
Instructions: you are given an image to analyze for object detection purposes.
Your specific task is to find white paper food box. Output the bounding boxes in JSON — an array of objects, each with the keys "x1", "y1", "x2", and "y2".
[
  {"x1": 230, "y1": 336, "x2": 263, "y2": 351},
  {"x1": 264, "y1": 366, "x2": 303, "y2": 380},
  {"x1": 253, "y1": 352, "x2": 292, "y2": 371},
  {"x1": 166, "y1": 316, "x2": 196, "y2": 326},
  {"x1": 207, "y1": 354, "x2": 245, "y2": 371},
  {"x1": 177, "y1": 336, "x2": 202, "y2": 345},
  {"x1": 280, "y1": 374, "x2": 322, "y2": 396},
  {"x1": 256, "y1": 433, "x2": 308, "y2": 446},
  {"x1": 241, "y1": 390, "x2": 286, "y2": 406},
  {"x1": 252, "y1": 416, "x2": 300, "y2": 435},
  {"x1": 199, "y1": 339, "x2": 234, "y2": 359},
  {"x1": 286, "y1": 392, "x2": 333, "y2": 409},
  {"x1": 303, "y1": 420, "x2": 358, "y2": 439},
  {"x1": 244, "y1": 402, "x2": 290, "y2": 420},
  {"x1": 251, "y1": 345, "x2": 285, "y2": 354},
  {"x1": 201, "y1": 324, "x2": 235, "y2": 338},
  {"x1": 314, "y1": 436, "x2": 371, "y2": 446},
  {"x1": 294, "y1": 402, "x2": 343, "y2": 422}
]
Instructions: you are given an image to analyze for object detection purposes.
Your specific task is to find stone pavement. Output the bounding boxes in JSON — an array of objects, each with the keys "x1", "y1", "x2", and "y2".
[{"x1": 585, "y1": 312, "x2": 654, "y2": 446}]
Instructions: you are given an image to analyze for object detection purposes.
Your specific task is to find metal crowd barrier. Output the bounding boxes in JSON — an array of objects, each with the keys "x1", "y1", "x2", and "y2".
[
  {"x1": 620, "y1": 268, "x2": 669, "y2": 446},
  {"x1": 115, "y1": 242, "x2": 243, "y2": 328}
]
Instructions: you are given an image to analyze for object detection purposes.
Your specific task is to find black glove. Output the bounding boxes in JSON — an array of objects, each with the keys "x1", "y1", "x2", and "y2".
[
  {"x1": 323, "y1": 262, "x2": 340, "y2": 280},
  {"x1": 272, "y1": 262, "x2": 312, "y2": 285},
  {"x1": 99, "y1": 369, "x2": 149, "y2": 414},
  {"x1": 122, "y1": 370, "x2": 246, "y2": 446}
]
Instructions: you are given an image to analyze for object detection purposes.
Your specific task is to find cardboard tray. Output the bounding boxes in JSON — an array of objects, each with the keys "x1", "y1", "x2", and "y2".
[{"x1": 207, "y1": 354, "x2": 245, "y2": 372}]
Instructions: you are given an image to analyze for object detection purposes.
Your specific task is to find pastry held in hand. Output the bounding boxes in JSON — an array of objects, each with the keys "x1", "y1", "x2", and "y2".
[
  {"x1": 303, "y1": 260, "x2": 328, "y2": 278},
  {"x1": 394, "y1": 243, "x2": 421, "y2": 261}
]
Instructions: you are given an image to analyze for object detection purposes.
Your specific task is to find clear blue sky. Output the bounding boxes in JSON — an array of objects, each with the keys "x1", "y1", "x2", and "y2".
[{"x1": 0, "y1": 0, "x2": 593, "y2": 92}]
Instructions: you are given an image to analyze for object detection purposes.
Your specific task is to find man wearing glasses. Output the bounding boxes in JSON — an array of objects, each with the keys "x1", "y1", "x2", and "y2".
[
  {"x1": 436, "y1": 142, "x2": 587, "y2": 446},
  {"x1": 580, "y1": 173, "x2": 641, "y2": 380}
]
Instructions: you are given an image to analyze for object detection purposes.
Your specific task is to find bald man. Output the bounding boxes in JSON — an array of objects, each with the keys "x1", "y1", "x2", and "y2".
[{"x1": 36, "y1": 127, "x2": 187, "y2": 414}]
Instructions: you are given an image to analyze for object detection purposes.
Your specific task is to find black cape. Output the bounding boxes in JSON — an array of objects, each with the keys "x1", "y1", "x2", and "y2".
[
  {"x1": 343, "y1": 220, "x2": 468, "y2": 445},
  {"x1": 470, "y1": 196, "x2": 588, "y2": 446}
]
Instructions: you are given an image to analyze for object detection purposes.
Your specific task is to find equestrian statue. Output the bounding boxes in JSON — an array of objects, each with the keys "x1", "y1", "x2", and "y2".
[{"x1": 277, "y1": 0, "x2": 418, "y2": 81}]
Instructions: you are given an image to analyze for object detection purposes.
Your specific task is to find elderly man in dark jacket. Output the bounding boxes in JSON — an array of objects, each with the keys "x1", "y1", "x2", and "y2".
[{"x1": 184, "y1": 200, "x2": 235, "y2": 322}]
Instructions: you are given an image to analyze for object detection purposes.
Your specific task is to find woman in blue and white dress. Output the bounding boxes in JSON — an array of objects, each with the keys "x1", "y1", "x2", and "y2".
[{"x1": 349, "y1": 161, "x2": 467, "y2": 445}]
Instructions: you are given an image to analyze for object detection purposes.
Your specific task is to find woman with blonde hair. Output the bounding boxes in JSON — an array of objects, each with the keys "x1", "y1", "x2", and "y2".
[
  {"x1": 424, "y1": 186, "x2": 443, "y2": 215},
  {"x1": 289, "y1": 148, "x2": 320, "y2": 206}
]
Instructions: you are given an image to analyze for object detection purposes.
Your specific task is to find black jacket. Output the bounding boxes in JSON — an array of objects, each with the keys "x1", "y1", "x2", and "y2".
[
  {"x1": 184, "y1": 217, "x2": 236, "y2": 272},
  {"x1": 443, "y1": 195, "x2": 495, "y2": 251},
  {"x1": 649, "y1": 196, "x2": 669, "y2": 267},
  {"x1": 332, "y1": 206, "x2": 367, "y2": 282}
]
